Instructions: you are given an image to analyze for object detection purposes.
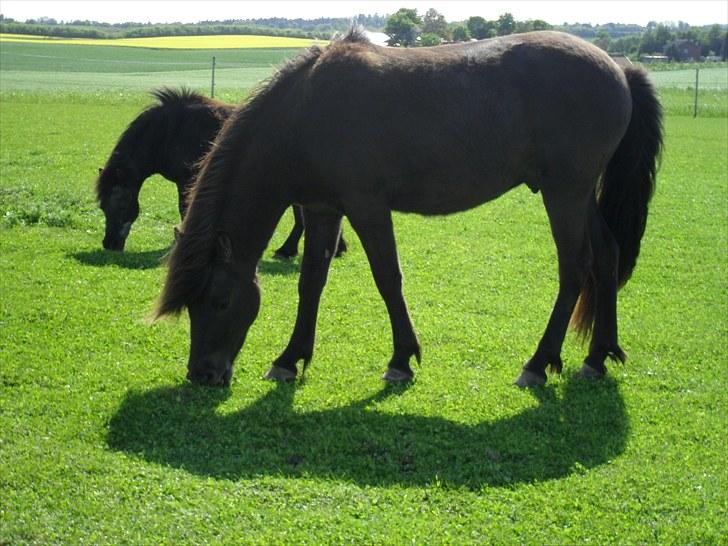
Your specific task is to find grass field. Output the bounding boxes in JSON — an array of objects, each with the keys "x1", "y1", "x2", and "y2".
[
  {"x1": 1, "y1": 38, "x2": 727, "y2": 544},
  {"x1": 2, "y1": 37, "x2": 726, "y2": 115},
  {"x1": 0, "y1": 40, "x2": 304, "y2": 97}
]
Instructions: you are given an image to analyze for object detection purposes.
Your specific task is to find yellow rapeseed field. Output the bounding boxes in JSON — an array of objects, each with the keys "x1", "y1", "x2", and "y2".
[{"x1": 0, "y1": 33, "x2": 327, "y2": 49}]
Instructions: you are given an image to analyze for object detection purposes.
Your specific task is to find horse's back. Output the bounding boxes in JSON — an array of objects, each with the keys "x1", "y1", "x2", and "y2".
[{"x1": 292, "y1": 32, "x2": 632, "y2": 213}]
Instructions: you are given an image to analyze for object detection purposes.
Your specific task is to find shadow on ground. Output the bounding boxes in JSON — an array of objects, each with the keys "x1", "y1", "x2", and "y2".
[
  {"x1": 70, "y1": 248, "x2": 169, "y2": 270},
  {"x1": 258, "y1": 256, "x2": 300, "y2": 276},
  {"x1": 107, "y1": 376, "x2": 628, "y2": 489},
  {"x1": 71, "y1": 249, "x2": 301, "y2": 275}
]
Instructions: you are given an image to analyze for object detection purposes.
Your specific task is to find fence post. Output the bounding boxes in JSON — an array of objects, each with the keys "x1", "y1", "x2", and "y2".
[
  {"x1": 693, "y1": 67, "x2": 699, "y2": 118},
  {"x1": 211, "y1": 56, "x2": 216, "y2": 98}
]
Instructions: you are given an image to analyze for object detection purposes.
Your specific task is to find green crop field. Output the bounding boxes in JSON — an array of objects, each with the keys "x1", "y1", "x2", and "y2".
[
  {"x1": 1, "y1": 39, "x2": 727, "y2": 544},
  {"x1": 0, "y1": 40, "x2": 304, "y2": 98}
]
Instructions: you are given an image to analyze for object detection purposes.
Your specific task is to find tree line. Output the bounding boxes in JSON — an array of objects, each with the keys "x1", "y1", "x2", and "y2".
[
  {"x1": 0, "y1": 14, "x2": 386, "y2": 41},
  {"x1": 0, "y1": 11, "x2": 725, "y2": 60},
  {"x1": 384, "y1": 8, "x2": 727, "y2": 60}
]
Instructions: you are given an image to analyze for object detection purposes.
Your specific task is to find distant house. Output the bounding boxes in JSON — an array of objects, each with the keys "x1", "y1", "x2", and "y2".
[
  {"x1": 610, "y1": 55, "x2": 633, "y2": 68},
  {"x1": 666, "y1": 39, "x2": 701, "y2": 62},
  {"x1": 640, "y1": 55, "x2": 669, "y2": 63}
]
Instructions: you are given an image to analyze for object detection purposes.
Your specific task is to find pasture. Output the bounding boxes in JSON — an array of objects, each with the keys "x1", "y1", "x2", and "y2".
[{"x1": 1, "y1": 38, "x2": 727, "y2": 544}]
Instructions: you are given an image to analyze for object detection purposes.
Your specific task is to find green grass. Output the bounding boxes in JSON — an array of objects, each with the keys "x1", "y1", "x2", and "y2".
[
  {"x1": 1, "y1": 43, "x2": 727, "y2": 543},
  {"x1": 0, "y1": 41, "x2": 304, "y2": 97},
  {"x1": 649, "y1": 66, "x2": 728, "y2": 117},
  {"x1": 2, "y1": 39, "x2": 727, "y2": 114}
]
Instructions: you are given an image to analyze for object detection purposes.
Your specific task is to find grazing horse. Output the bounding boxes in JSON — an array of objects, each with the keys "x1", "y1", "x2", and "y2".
[
  {"x1": 95, "y1": 88, "x2": 346, "y2": 257},
  {"x1": 155, "y1": 30, "x2": 662, "y2": 388}
]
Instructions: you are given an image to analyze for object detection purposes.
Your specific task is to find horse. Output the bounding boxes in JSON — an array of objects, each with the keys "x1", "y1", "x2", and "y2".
[
  {"x1": 95, "y1": 88, "x2": 346, "y2": 258},
  {"x1": 154, "y1": 29, "x2": 663, "y2": 389}
]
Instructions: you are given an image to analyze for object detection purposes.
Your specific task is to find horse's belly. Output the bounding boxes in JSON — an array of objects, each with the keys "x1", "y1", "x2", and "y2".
[{"x1": 390, "y1": 175, "x2": 516, "y2": 215}]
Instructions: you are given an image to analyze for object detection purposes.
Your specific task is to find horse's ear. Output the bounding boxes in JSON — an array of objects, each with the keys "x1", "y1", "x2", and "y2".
[
  {"x1": 98, "y1": 167, "x2": 103, "y2": 175},
  {"x1": 173, "y1": 226, "x2": 182, "y2": 243},
  {"x1": 216, "y1": 232, "x2": 232, "y2": 263}
]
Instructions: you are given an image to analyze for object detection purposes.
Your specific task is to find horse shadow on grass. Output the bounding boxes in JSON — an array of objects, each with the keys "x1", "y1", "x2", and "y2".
[
  {"x1": 107, "y1": 375, "x2": 628, "y2": 489},
  {"x1": 257, "y1": 257, "x2": 299, "y2": 276},
  {"x1": 70, "y1": 248, "x2": 170, "y2": 270},
  {"x1": 71, "y1": 250, "x2": 300, "y2": 275}
]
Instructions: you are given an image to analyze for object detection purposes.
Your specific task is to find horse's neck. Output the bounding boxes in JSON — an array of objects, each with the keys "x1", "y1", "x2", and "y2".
[
  {"x1": 220, "y1": 178, "x2": 288, "y2": 263},
  {"x1": 132, "y1": 147, "x2": 159, "y2": 183},
  {"x1": 232, "y1": 199, "x2": 288, "y2": 262}
]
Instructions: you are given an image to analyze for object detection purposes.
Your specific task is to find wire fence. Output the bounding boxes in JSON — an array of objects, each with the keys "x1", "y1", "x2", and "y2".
[
  {"x1": 647, "y1": 65, "x2": 728, "y2": 117},
  {"x1": 1, "y1": 47, "x2": 726, "y2": 116}
]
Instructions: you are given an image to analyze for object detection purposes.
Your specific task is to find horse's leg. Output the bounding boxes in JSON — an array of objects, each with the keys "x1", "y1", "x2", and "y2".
[
  {"x1": 581, "y1": 199, "x2": 626, "y2": 378},
  {"x1": 176, "y1": 182, "x2": 189, "y2": 220},
  {"x1": 273, "y1": 206, "x2": 305, "y2": 259},
  {"x1": 264, "y1": 209, "x2": 342, "y2": 381},
  {"x1": 516, "y1": 187, "x2": 592, "y2": 387},
  {"x1": 334, "y1": 226, "x2": 348, "y2": 257},
  {"x1": 347, "y1": 208, "x2": 420, "y2": 381}
]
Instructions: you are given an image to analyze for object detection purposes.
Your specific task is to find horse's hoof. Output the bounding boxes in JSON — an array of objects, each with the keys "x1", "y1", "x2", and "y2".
[
  {"x1": 263, "y1": 365, "x2": 297, "y2": 382},
  {"x1": 382, "y1": 367, "x2": 413, "y2": 382},
  {"x1": 514, "y1": 369, "x2": 546, "y2": 388},
  {"x1": 579, "y1": 362, "x2": 605, "y2": 379}
]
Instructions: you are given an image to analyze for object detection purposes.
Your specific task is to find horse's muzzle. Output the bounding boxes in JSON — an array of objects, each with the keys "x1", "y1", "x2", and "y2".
[
  {"x1": 187, "y1": 361, "x2": 232, "y2": 387},
  {"x1": 103, "y1": 222, "x2": 132, "y2": 252},
  {"x1": 103, "y1": 236, "x2": 126, "y2": 251}
]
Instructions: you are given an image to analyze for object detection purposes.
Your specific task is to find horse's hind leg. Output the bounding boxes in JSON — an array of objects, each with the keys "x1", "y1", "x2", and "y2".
[
  {"x1": 265, "y1": 209, "x2": 342, "y2": 381},
  {"x1": 516, "y1": 187, "x2": 592, "y2": 387},
  {"x1": 273, "y1": 206, "x2": 305, "y2": 259},
  {"x1": 347, "y1": 207, "x2": 420, "y2": 382},
  {"x1": 580, "y1": 198, "x2": 626, "y2": 378}
]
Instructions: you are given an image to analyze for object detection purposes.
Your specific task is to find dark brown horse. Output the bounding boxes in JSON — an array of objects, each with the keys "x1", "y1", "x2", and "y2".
[
  {"x1": 155, "y1": 30, "x2": 662, "y2": 388},
  {"x1": 95, "y1": 88, "x2": 346, "y2": 257}
]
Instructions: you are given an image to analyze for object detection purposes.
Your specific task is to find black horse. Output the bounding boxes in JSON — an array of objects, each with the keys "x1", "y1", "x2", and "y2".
[
  {"x1": 156, "y1": 30, "x2": 662, "y2": 388},
  {"x1": 95, "y1": 88, "x2": 346, "y2": 257}
]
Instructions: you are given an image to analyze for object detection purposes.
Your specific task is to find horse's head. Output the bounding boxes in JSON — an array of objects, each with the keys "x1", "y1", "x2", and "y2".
[
  {"x1": 96, "y1": 164, "x2": 141, "y2": 251},
  {"x1": 162, "y1": 231, "x2": 261, "y2": 387}
]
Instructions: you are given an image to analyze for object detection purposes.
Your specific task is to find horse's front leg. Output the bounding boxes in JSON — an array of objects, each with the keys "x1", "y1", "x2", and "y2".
[
  {"x1": 264, "y1": 209, "x2": 342, "y2": 381},
  {"x1": 177, "y1": 181, "x2": 190, "y2": 220},
  {"x1": 347, "y1": 207, "x2": 420, "y2": 382}
]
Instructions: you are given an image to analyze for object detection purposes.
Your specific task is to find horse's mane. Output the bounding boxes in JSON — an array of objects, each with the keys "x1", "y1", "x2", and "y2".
[
  {"x1": 150, "y1": 86, "x2": 208, "y2": 107},
  {"x1": 95, "y1": 87, "x2": 220, "y2": 204},
  {"x1": 155, "y1": 31, "x2": 370, "y2": 318}
]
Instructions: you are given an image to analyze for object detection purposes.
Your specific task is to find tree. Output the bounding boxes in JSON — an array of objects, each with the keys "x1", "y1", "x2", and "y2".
[
  {"x1": 608, "y1": 35, "x2": 641, "y2": 57},
  {"x1": 639, "y1": 24, "x2": 674, "y2": 54},
  {"x1": 531, "y1": 20, "x2": 552, "y2": 31},
  {"x1": 384, "y1": 8, "x2": 421, "y2": 47},
  {"x1": 422, "y1": 8, "x2": 447, "y2": 38},
  {"x1": 706, "y1": 24, "x2": 725, "y2": 56},
  {"x1": 497, "y1": 13, "x2": 515, "y2": 36},
  {"x1": 467, "y1": 16, "x2": 494, "y2": 40},
  {"x1": 594, "y1": 30, "x2": 611, "y2": 51},
  {"x1": 451, "y1": 24, "x2": 471, "y2": 42},
  {"x1": 420, "y1": 33, "x2": 442, "y2": 46}
]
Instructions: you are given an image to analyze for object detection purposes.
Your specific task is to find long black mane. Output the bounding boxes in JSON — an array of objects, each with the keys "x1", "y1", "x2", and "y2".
[
  {"x1": 95, "y1": 87, "x2": 219, "y2": 205},
  {"x1": 154, "y1": 34, "x2": 362, "y2": 317}
]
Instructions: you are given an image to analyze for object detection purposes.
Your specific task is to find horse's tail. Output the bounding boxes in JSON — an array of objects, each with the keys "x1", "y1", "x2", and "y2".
[{"x1": 572, "y1": 66, "x2": 663, "y2": 337}]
